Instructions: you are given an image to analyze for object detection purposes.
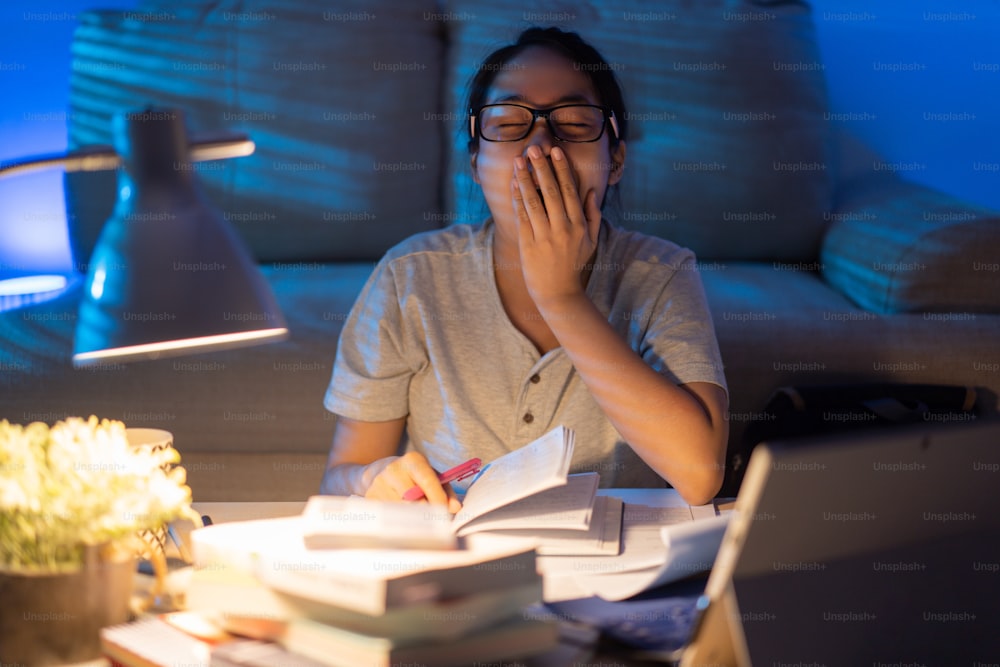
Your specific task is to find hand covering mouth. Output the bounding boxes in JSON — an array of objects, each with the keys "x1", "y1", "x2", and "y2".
[{"x1": 526, "y1": 156, "x2": 549, "y2": 193}]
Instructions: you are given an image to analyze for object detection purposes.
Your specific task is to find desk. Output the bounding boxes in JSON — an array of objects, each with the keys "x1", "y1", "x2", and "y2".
[
  {"x1": 183, "y1": 491, "x2": 730, "y2": 606},
  {"x1": 190, "y1": 489, "x2": 729, "y2": 524},
  {"x1": 192, "y1": 500, "x2": 306, "y2": 523},
  {"x1": 184, "y1": 490, "x2": 729, "y2": 601}
]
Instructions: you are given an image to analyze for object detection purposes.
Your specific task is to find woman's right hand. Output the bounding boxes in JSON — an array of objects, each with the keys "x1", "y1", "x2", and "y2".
[
  {"x1": 322, "y1": 416, "x2": 461, "y2": 513},
  {"x1": 365, "y1": 452, "x2": 462, "y2": 513}
]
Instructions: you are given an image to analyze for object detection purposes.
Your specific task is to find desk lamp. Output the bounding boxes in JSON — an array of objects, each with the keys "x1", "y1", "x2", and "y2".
[{"x1": 0, "y1": 108, "x2": 288, "y2": 366}]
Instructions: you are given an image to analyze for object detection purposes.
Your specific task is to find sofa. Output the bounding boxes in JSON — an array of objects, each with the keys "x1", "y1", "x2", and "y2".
[{"x1": 2, "y1": 0, "x2": 998, "y2": 499}]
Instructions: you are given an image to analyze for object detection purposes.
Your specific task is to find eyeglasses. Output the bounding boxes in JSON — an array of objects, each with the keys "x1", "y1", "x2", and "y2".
[{"x1": 470, "y1": 103, "x2": 619, "y2": 143}]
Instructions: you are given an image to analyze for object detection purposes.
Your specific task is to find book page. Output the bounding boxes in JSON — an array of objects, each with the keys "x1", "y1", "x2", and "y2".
[
  {"x1": 101, "y1": 618, "x2": 215, "y2": 667},
  {"x1": 615, "y1": 504, "x2": 695, "y2": 569},
  {"x1": 538, "y1": 502, "x2": 697, "y2": 601},
  {"x1": 573, "y1": 514, "x2": 732, "y2": 601},
  {"x1": 477, "y1": 495, "x2": 624, "y2": 556},
  {"x1": 452, "y1": 426, "x2": 574, "y2": 532},
  {"x1": 456, "y1": 472, "x2": 598, "y2": 535}
]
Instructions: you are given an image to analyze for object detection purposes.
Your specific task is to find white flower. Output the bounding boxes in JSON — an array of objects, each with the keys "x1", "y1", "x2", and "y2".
[{"x1": 0, "y1": 416, "x2": 199, "y2": 571}]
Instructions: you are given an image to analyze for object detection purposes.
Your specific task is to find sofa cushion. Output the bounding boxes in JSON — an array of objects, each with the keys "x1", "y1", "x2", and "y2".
[
  {"x1": 821, "y1": 177, "x2": 1000, "y2": 313},
  {"x1": 700, "y1": 262, "x2": 1000, "y2": 491},
  {"x1": 65, "y1": 0, "x2": 444, "y2": 266},
  {"x1": 443, "y1": 0, "x2": 834, "y2": 261}
]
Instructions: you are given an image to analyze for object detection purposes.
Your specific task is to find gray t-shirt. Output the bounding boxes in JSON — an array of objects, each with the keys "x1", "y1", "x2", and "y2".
[{"x1": 325, "y1": 220, "x2": 727, "y2": 488}]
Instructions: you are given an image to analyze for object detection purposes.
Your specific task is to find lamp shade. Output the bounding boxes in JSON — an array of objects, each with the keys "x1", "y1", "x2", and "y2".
[{"x1": 73, "y1": 109, "x2": 288, "y2": 366}]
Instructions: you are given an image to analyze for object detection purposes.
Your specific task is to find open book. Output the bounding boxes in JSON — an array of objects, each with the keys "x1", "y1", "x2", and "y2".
[{"x1": 302, "y1": 426, "x2": 622, "y2": 555}]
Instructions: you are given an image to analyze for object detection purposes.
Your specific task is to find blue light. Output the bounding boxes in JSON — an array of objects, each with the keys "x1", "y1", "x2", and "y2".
[{"x1": 0, "y1": 274, "x2": 73, "y2": 312}]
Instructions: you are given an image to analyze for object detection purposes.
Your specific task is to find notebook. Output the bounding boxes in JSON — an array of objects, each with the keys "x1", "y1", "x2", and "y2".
[
  {"x1": 301, "y1": 426, "x2": 623, "y2": 555},
  {"x1": 301, "y1": 426, "x2": 603, "y2": 549}
]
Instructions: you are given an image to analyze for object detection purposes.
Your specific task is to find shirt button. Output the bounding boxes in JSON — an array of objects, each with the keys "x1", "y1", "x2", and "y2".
[
  {"x1": 523, "y1": 412, "x2": 534, "y2": 424},
  {"x1": 530, "y1": 374, "x2": 541, "y2": 384}
]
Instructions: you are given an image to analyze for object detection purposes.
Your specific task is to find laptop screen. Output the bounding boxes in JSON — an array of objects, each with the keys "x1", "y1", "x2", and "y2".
[{"x1": 725, "y1": 419, "x2": 1000, "y2": 664}]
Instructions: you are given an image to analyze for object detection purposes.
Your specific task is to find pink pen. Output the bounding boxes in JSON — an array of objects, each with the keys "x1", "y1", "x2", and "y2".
[{"x1": 402, "y1": 457, "x2": 482, "y2": 501}]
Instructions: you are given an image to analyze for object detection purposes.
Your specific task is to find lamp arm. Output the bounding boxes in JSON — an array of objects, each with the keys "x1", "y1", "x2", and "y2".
[{"x1": 0, "y1": 134, "x2": 254, "y2": 179}]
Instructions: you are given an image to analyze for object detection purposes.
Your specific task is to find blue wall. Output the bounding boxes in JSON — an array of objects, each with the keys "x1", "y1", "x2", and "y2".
[
  {"x1": 1, "y1": 0, "x2": 998, "y2": 278},
  {"x1": 810, "y1": 0, "x2": 1000, "y2": 210},
  {"x1": 0, "y1": 0, "x2": 139, "y2": 278}
]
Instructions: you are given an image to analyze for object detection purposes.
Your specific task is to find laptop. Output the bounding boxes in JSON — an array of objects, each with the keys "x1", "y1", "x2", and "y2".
[
  {"x1": 547, "y1": 419, "x2": 999, "y2": 664},
  {"x1": 680, "y1": 417, "x2": 1000, "y2": 666}
]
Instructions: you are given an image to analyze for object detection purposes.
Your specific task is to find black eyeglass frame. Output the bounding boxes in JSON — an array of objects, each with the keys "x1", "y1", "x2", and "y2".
[{"x1": 469, "y1": 103, "x2": 620, "y2": 143}]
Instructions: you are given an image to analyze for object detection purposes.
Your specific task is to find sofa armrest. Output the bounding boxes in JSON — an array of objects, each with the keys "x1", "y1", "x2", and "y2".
[{"x1": 820, "y1": 177, "x2": 1000, "y2": 313}]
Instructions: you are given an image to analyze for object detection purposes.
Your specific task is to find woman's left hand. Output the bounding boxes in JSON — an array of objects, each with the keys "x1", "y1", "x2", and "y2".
[{"x1": 511, "y1": 145, "x2": 602, "y2": 310}]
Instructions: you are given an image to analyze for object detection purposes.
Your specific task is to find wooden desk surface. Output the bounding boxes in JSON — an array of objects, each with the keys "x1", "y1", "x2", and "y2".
[{"x1": 193, "y1": 500, "x2": 305, "y2": 523}]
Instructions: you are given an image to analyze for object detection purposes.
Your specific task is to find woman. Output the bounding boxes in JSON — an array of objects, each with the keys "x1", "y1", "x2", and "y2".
[{"x1": 320, "y1": 27, "x2": 728, "y2": 507}]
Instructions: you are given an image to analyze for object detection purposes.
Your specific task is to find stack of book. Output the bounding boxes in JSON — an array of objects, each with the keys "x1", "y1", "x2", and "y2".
[
  {"x1": 104, "y1": 426, "x2": 615, "y2": 666},
  {"x1": 190, "y1": 518, "x2": 553, "y2": 666}
]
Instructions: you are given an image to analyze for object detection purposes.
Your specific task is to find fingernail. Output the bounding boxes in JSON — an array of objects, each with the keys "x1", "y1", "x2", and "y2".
[
  {"x1": 526, "y1": 145, "x2": 542, "y2": 159},
  {"x1": 551, "y1": 146, "x2": 564, "y2": 161},
  {"x1": 514, "y1": 156, "x2": 526, "y2": 171}
]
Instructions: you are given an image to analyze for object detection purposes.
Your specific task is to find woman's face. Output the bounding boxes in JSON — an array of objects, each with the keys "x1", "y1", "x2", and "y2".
[{"x1": 471, "y1": 46, "x2": 626, "y2": 246}]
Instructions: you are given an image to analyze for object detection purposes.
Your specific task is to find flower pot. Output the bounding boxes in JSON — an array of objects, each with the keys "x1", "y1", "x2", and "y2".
[{"x1": 0, "y1": 553, "x2": 135, "y2": 666}]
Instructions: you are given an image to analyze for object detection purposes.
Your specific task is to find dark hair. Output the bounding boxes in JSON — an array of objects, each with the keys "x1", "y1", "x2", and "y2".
[{"x1": 465, "y1": 27, "x2": 628, "y2": 154}]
